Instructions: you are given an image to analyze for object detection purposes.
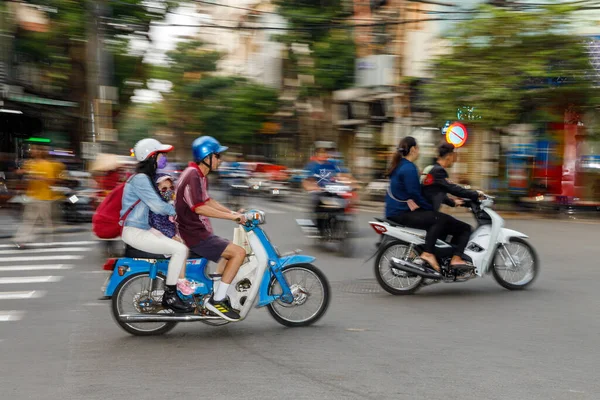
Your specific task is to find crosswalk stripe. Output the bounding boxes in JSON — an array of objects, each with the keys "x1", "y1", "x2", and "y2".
[
  {"x1": 0, "y1": 290, "x2": 46, "y2": 300},
  {"x1": 0, "y1": 265, "x2": 71, "y2": 271},
  {"x1": 0, "y1": 255, "x2": 84, "y2": 262},
  {"x1": 0, "y1": 276, "x2": 63, "y2": 284},
  {"x1": 0, "y1": 241, "x2": 97, "y2": 249},
  {"x1": 0, "y1": 311, "x2": 25, "y2": 321},
  {"x1": 0, "y1": 247, "x2": 90, "y2": 255}
]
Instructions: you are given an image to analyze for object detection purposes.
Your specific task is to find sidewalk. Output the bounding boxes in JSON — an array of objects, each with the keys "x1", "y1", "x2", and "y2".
[{"x1": 0, "y1": 214, "x2": 90, "y2": 239}]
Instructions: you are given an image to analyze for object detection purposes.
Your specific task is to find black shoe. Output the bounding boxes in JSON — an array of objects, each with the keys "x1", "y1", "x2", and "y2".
[
  {"x1": 162, "y1": 287, "x2": 194, "y2": 313},
  {"x1": 205, "y1": 295, "x2": 240, "y2": 321}
]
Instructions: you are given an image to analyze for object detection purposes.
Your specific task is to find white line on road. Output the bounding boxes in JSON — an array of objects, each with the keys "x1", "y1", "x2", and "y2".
[
  {"x1": 0, "y1": 241, "x2": 98, "y2": 249},
  {"x1": 0, "y1": 247, "x2": 90, "y2": 255},
  {"x1": 0, "y1": 255, "x2": 84, "y2": 263},
  {"x1": 0, "y1": 264, "x2": 71, "y2": 271},
  {"x1": 0, "y1": 290, "x2": 46, "y2": 300},
  {"x1": 0, "y1": 276, "x2": 63, "y2": 284},
  {"x1": 0, "y1": 311, "x2": 25, "y2": 321}
]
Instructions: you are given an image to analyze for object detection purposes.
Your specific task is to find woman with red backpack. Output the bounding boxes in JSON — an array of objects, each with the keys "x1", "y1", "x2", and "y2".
[{"x1": 120, "y1": 138, "x2": 192, "y2": 314}]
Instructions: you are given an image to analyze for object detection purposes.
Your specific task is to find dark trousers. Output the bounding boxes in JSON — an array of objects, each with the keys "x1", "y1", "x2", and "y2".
[{"x1": 388, "y1": 210, "x2": 471, "y2": 256}]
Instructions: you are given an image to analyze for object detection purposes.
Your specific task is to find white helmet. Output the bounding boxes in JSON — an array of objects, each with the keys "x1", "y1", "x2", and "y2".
[{"x1": 133, "y1": 138, "x2": 173, "y2": 162}]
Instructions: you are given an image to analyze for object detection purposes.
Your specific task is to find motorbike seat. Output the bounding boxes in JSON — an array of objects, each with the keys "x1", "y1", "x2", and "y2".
[{"x1": 123, "y1": 245, "x2": 203, "y2": 260}]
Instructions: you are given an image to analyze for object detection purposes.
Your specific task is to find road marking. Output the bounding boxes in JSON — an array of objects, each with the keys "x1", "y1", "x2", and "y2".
[
  {"x1": 0, "y1": 241, "x2": 97, "y2": 249},
  {"x1": 0, "y1": 255, "x2": 84, "y2": 263},
  {"x1": 0, "y1": 311, "x2": 25, "y2": 321},
  {"x1": 0, "y1": 247, "x2": 90, "y2": 255},
  {"x1": 0, "y1": 276, "x2": 63, "y2": 284},
  {"x1": 82, "y1": 302, "x2": 105, "y2": 306},
  {"x1": 0, "y1": 264, "x2": 71, "y2": 271},
  {"x1": 80, "y1": 271, "x2": 107, "y2": 274},
  {"x1": 0, "y1": 290, "x2": 46, "y2": 300}
]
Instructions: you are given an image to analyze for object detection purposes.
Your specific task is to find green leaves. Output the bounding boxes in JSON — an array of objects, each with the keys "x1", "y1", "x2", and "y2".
[
  {"x1": 274, "y1": 0, "x2": 355, "y2": 97},
  {"x1": 423, "y1": 4, "x2": 598, "y2": 129}
]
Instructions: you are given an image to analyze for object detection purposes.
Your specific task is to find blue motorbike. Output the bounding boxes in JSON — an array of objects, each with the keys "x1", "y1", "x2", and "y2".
[{"x1": 102, "y1": 210, "x2": 330, "y2": 336}]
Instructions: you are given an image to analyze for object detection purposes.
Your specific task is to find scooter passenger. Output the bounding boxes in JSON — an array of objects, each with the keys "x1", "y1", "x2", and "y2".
[
  {"x1": 421, "y1": 143, "x2": 483, "y2": 269},
  {"x1": 385, "y1": 137, "x2": 446, "y2": 272}
]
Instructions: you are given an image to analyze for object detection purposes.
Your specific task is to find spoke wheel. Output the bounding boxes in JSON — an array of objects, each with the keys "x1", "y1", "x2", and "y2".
[
  {"x1": 111, "y1": 273, "x2": 177, "y2": 336},
  {"x1": 267, "y1": 264, "x2": 330, "y2": 327},
  {"x1": 374, "y1": 240, "x2": 422, "y2": 295},
  {"x1": 492, "y1": 238, "x2": 538, "y2": 290}
]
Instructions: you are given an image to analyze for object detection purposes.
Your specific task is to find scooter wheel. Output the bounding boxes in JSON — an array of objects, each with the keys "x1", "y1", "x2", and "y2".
[
  {"x1": 492, "y1": 238, "x2": 538, "y2": 290},
  {"x1": 374, "y1": 240, "x2": 423, "y2": 295},
  {"x1": 111, "y1": 272, "x2": 177, "y2": 336}
]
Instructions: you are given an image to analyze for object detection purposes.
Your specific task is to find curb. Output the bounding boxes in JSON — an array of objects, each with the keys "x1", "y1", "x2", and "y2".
[{"x1": 0, "y1": 225, "x2": 90, "y2": 240}]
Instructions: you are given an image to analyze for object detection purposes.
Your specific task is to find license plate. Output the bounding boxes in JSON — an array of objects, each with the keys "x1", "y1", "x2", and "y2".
[{"x1": 273, "y1": 189, "x2": 279, "y2": 195}]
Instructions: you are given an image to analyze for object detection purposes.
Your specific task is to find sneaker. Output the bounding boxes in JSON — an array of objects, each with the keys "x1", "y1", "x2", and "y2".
[
  {"x1": 162, "y1": 287, "x2": 194, "y2": 313},
  {"x1": 205, "y1": 295, "x2": 240, "y2": 322},
  {"x1": 177, "y1": 279, "x2": 195, "y2": 296}
]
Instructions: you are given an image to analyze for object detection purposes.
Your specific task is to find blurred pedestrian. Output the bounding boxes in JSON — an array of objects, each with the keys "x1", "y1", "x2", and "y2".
[{"x1": 13, "y1": 145, "x2": 61, "y2": 248}]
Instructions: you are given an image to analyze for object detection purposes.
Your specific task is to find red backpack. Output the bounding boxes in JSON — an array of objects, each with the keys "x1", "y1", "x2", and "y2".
[{"x1": 92, "y1": 179, "x2": 140, "y2": 239}]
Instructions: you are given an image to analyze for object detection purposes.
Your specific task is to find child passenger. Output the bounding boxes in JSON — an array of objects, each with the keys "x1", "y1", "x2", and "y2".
[{"x1": 149, "y1": 174, "x2": 194, "y2": 295}]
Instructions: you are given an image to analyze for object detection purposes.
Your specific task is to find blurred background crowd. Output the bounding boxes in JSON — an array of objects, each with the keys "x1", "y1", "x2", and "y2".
[{"x1": 1, "y1": 0, "x2": 600, "y2": 221}]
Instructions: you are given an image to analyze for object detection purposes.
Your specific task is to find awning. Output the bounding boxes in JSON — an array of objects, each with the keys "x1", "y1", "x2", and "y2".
[{"x1": 7, "y1": 94, "x2": 77, "y2": 107}]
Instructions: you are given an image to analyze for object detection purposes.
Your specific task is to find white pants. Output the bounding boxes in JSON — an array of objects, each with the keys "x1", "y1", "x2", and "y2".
[
  {"x1": 14, "y1": 199, "x2": 53, "y2": 244},
  {"x1": 122, "y1": 226, "x2": 188, "y2": 285}
]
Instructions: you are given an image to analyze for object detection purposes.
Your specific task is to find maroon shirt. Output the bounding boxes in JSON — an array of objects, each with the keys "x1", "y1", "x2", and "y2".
[{"x1": 175, "y1": 163, "x2": 213, "y2": 247}]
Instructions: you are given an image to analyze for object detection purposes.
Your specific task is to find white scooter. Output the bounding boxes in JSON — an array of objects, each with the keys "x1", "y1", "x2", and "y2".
[{"x1": 369, "y1": 195, "x2": 539, "y2": 295}]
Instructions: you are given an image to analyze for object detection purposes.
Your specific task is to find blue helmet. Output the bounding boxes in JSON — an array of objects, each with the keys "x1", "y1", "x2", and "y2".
[{"x1": 192, "y1": 136, "x2": 228, "y2": 162}]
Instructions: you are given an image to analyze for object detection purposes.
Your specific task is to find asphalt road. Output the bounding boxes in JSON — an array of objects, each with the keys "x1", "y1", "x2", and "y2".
[{"x1": 0, "y1": 195, "x2": 599, "y2": 400}]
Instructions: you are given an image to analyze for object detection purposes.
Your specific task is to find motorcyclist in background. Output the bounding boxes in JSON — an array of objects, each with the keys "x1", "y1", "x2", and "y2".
[{"x1": 421, "y1": 142, "x2": 484, "y2": 268}]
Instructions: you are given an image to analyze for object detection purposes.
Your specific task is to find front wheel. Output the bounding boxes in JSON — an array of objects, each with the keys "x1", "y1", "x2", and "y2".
[
  {"x1": 267, "y1": 264, "x2": 330, "y2": 327},
  {"x1": 111, "y1": 272, "x2": 177, "y2": 336},
  {"x1": 492, "y1": 238, "x2": 539, "y2": 290}
]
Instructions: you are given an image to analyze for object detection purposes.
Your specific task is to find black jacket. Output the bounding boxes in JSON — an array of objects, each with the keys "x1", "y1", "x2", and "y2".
[{"x1": 422, "y1": 163, "x2": 479, "y2": 211}]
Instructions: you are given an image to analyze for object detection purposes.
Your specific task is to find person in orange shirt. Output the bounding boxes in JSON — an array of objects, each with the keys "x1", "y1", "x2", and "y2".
[{"x1": 14, "y1": 145, "x2": 60, "y2": 248}]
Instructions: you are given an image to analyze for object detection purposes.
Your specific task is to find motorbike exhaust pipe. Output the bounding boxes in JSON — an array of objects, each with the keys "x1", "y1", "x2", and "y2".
[
  {"x1": 119, "y1": 314, "x2": 223, "y2": 322},
  {"x1": 390, "y1": 257, "x2": 443, "y2": 280}
]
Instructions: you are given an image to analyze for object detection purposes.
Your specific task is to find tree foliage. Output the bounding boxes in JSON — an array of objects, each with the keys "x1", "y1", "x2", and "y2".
[
  {"x1": 121, "y1": 39, "x2": 280, "y2": 146},
  {"x1": 422, "y1": 4, "x2": 599, "y2": 129},
  {"x1": 275, "y1": 0, "x2": 355, "y2": 96},
  {"x1": 14, "y1": 0, "x2": 181, "y2": 106}
]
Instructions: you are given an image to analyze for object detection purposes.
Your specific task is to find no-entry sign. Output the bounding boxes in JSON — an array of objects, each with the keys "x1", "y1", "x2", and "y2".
[{"x1": 445, "y1": 122, "x2": 468, "y2": 148}]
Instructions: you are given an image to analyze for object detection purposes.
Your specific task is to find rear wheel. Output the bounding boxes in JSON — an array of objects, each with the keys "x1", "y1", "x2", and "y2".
[
  {"x1": 492, "y1": 238, "x2": 538, "y2": 290},
  {"x1": 267, "y1": 264, "x2": 330, "y2": 327},
  {"x1": 111, "y1": 272, "x2": 177, "y2": 336},
  {"x1": 374, "y1": 240, "x2": 422, "y2": 295}
]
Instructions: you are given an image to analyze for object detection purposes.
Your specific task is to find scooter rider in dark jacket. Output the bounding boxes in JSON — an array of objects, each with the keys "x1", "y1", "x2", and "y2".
[{"x1": 422, "y1": 143, "x2": 483, "y2": 268}]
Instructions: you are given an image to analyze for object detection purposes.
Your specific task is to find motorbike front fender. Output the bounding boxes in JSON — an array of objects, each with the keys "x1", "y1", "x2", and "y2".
[
  {"x1": 279, "y1": 254, "x2": 316, "y2": 268},
  {"x1": 498, "y1": 228, "x2": 528, "y2": 244}
]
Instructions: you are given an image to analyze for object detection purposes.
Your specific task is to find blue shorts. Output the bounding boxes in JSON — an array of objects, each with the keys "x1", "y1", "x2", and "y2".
[{"x1": 189, "y1": 234, "x2": 230, "y2": 262}]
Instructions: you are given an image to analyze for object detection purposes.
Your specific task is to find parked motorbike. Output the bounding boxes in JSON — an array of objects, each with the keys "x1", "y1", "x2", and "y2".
[
  {"x1": 102, "y1": 210, "x2": 330, "y2": 336},
  {"x1": 296, "y1": 183, "x2": 356, "y2": 257},
  {"x1": 369, "y1": 195, "x2": 539, "y2": 295}
]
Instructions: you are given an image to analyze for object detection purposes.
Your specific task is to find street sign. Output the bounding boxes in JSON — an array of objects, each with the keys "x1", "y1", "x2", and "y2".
[{"x1": 445, "y1": 122, "x2": 468, "y2": 148}]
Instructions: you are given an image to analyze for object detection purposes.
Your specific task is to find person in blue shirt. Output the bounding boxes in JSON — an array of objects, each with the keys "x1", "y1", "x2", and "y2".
[
  {"x1": 304, "y1": 149, "x2": 341, "y2": 190},
  {"x1": 303, "y1": 145, "x2": 344, "y2": 234},
  {"x1": 385, "y1": 136, "x2": 446, "y2": 272}
]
